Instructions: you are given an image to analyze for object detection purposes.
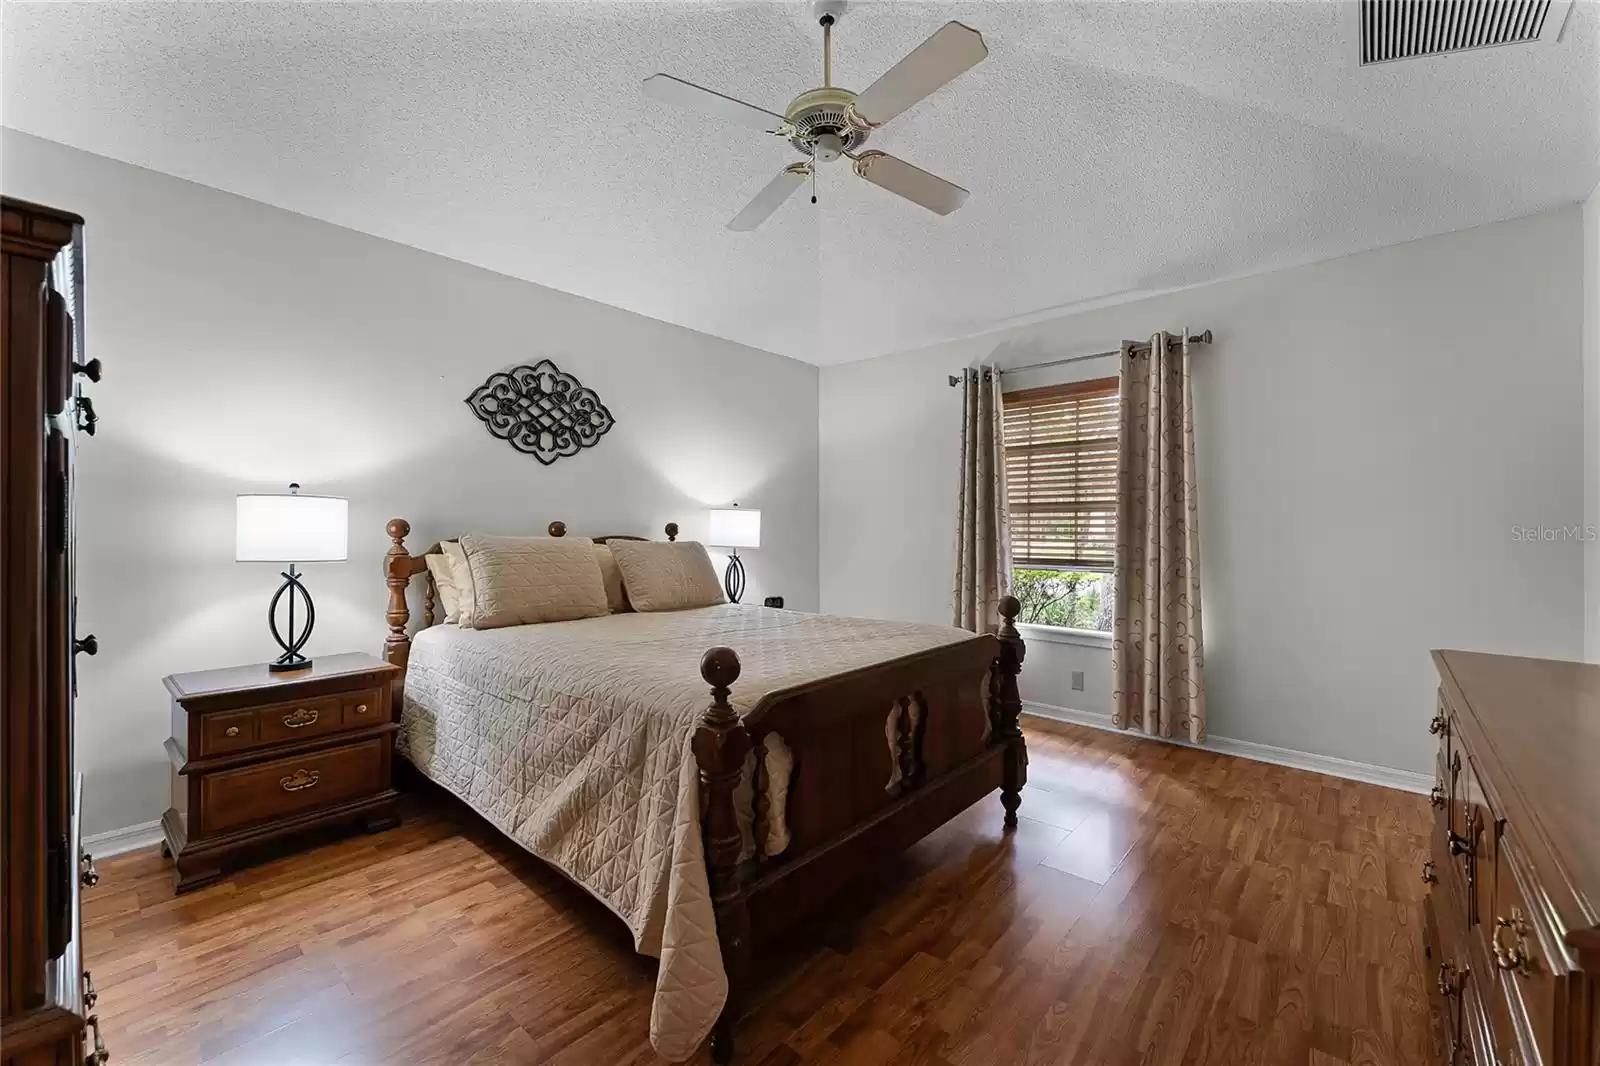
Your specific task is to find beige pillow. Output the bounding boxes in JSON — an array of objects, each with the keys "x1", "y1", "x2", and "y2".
[
  {"x1": 610, "y1": 540, "x2": 726, "y2": 612},
  {"x1": 456, "y1": 534, "x2": 609, "y2": 629},
  {"x1": 594, "y1": 544, "x2": 631, "y2": 614},
  {"x1": 424, "y1": 553, "x2": 461, "y2": 623}
]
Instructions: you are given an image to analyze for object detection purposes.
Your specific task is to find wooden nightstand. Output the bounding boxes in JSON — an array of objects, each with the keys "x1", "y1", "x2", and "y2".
[{"x1": 161, "y1": 652, "x2": 402, "y2": 892}]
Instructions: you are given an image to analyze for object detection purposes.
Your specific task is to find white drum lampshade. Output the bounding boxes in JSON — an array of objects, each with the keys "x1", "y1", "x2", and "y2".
[
  {"x1": 236, "y1": 492, "x2": 348, "y2": 562},
  {"x1": 707, "y1": 507, "x2": 761, "y2": 550},
  {"x1": 707, "y1": 506, "x2": 759, "y2": 604},
  {"x1": 236, "y1": 484, "x2": 347, "y2": 672}
]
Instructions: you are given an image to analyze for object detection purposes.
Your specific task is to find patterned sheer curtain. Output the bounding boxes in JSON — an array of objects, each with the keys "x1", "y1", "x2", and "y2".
[
  {"x1": 1111, "y1": 332, "x2": 1206, "y2": 741},
  {"x1": 951, "y1": 366, "x2": 1012, "y2": 633}
]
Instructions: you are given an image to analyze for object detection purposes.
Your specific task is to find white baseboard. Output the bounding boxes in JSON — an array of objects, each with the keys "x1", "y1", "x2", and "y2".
[
  {"x1": 83, "y1": 820, "x2": 164, "y2": 859},
  {"x1": 1022, "y1": 700, "x2": 1432, "y2": 795}
]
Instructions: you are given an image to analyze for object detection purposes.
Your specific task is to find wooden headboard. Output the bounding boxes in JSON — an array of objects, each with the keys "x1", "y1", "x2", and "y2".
[{"x1": 381, "y1": 518, "x2": 680, "y2": 684}]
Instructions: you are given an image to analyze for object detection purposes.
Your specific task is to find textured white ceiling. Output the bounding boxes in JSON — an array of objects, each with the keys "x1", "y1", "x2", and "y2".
[{"x1": 4, "y1": 1, "x2": 1598, "y2": 365}]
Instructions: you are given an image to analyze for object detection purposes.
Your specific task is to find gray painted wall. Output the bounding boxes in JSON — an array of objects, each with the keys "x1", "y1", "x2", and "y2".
[{"x1": 821, "y1": 208, "x2": 1585, "y2": 776}]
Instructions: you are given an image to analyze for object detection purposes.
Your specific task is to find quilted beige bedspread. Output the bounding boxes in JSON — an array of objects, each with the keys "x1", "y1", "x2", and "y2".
[{"x1": 395, "y1": 604, "x2": 978, "y2": 1060}]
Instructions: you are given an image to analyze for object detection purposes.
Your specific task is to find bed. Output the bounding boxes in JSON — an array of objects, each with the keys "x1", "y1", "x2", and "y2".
[{"x1": 380, "y1": 518, "x2": 1027, "y2": 1063}]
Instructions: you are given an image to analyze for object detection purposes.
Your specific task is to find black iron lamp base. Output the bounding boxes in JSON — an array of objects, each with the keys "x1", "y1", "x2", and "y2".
[
  {"x1": 723, "y1": 552, "x2": 746, "y2": 604},
  {"x1": 266, "y1": 564, "x2": 317, "y2": 672}
]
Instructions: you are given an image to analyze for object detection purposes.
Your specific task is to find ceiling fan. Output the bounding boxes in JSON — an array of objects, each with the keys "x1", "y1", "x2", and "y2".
[{"x1": 642, "y1": 0, "x2": 987, "y2": 232}]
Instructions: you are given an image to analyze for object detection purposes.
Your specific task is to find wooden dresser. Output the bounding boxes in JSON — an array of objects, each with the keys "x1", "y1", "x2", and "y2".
[
  {"x1": 162, "y1": 653, "x2": 401, "y2": 892},
  {"x1": 2, "y1": 198, "x2": 102, "y2": 1065},
  {"x1": 1427, "y1": 651, "x2": 1599, "y2": 1066}
]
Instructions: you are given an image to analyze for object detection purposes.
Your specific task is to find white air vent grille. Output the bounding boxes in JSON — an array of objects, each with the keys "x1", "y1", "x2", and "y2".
[{"x1": 1358, "y1": 0, "x2": 1570, "y2": 64}]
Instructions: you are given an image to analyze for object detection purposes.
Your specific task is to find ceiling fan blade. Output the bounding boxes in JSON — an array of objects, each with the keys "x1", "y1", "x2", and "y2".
[
  {"x1": 728, "y1": 163, "x2": 811, "y2": 232},
  {"x1": 642, "y1": 74, "x2": 787, "y2": 134},
  {"x1": 851, "y1": 22, "x2": 988, "y2": 128},
  {"x1": 852, "y1": 152, "x2": 968, "y2": 215}
]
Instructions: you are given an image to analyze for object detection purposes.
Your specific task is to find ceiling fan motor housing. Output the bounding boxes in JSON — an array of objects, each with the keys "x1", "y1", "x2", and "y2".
[{"x1": 785, "y1": 87, "x2": 869, "y2": 160}]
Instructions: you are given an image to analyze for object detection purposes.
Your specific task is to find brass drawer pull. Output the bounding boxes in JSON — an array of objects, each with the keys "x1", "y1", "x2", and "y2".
[
  {"x1": 1436, "y1": 961, "x2": 1465, "y2": 998},
  {"x1": 85, "y1": 1013, "x2": 108, "y2": 1064},
  {"x1": 79, "y1": 852, "x2": 99, "y2": 888},
  {"x1": 1421, "y1": 860, "x2": 1437, "y2": 885},
  {"x1": 1429, "y1": 784, "x2": 1445, "y2": 809},
  {"x1": 82, "y1": 969, "x2": 96, "y2": 1009},
  {"x1": 1493, "y1": 908, "x2": 1537, "y2": 975},
  {"x1": 354, "y1": 703, "x2": 368, "y2": 715},
  {"x1": 282, "y1": 707, "x2": 319, "y2": 729},
  {"x1": 1429, "y1": 712, "x2": 1447, "y2": 736},
  {"x1": 225, "y1": 725, "x2": 241, "y2": 738},
  {"x1": 279, "y1": 769, "x2": 320, "y2": 793},
  {"x1": 1448, "y1": 832, "x2": 1474, "y2": 857}
]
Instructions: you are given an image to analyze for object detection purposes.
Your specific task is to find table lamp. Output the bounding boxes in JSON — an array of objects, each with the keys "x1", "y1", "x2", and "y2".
[
  {"x1": 708, "y1": 505, "x2": 760, "y2": 604},
  {"x1": 236, "y1": 483, "x2": 348, "y2": 671}
]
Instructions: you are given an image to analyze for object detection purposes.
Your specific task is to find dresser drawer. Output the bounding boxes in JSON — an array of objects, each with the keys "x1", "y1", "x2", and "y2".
[
  {"x1": 1443, "y1": 743, "x2": 1490, "y2": 927},
  {"x1": 199, "y1": 738, "x2": 386, "y2": 834},
  {"x1": 1481, "y1": 827, "x2": 1567, "y2": 1066}
]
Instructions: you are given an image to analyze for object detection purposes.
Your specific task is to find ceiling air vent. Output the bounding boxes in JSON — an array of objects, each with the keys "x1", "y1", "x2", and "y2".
[{"x1": 1358, "y1": 0, "x2": 1572, "y2": 64}]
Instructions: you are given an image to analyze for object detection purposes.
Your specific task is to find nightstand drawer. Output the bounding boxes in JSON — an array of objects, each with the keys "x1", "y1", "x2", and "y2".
[
  {"x1": 200, "y1": 738, "x2": 386, "y2": 834},
  {"x1": 340, "y1": 688, "x2": 384, "y2": 726},
  {"x1": 255, "y1": 694, "x2": 346, "y2": 745},
  {"x1": 201, "y1": 709, "x2": 258, "y2": 755}
]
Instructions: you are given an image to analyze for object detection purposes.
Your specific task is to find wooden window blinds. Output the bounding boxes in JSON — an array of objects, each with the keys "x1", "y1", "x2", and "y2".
[{"x1": 1003, "y1": 377, "x2": 1119, "y2": 571}]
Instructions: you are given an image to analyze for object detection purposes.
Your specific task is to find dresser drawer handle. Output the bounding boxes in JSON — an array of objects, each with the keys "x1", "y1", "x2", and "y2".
[
  {"x1": 1421, "y1": 860, "x2": 1437, "y2": 885},
  {"x1": 82, "y1": 969, "x2": 97, "y2": 1009},
  {"x1": 282, "y1": 707, "x2": 319, "y2": 729},
  {"x1": 225, "y1": 725, "x2": 241, "y2": 738},
  {"x1": 1429, "y1": 712, "x2": 1447, "y2": 736},
  {"x1": 354, "y1": 703, "x2": 368, "y2": 715},
  {"x1": 1436, "y1": 961, "x2": 1465, "y2": 998},
  {"x1": 1493, "y1": 908, "x2": 1537, "y2": 976},
  {"x1": 1429, "y1": 785, "x2": 1445, "y2": 809},
  {"x1": 280, "y1": 769, "x2": 320, "y2": 793},
  {"x1": 85, "y1": 1013, "x2": 108, "y2": 1064}
]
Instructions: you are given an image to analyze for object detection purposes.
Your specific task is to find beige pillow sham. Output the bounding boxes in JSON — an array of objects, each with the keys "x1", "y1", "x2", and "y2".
[
  {"x1": 424, "y1": 552, "x2": 461, "y2": 624},
  {"x1": 456, "y1": 534, "x2": 609, "y2": 629},
  {"x1": 610, "y1": 540, "x2": 726, "y2": 612},
  {"x1": 593, "y1": 544, "x2": 631, "y2": 614}
]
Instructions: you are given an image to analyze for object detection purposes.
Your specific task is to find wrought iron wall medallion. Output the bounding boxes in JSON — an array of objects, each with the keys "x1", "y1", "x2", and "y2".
[{"x1": 464, "y1": 359, "x2": 615, "y2": 465}]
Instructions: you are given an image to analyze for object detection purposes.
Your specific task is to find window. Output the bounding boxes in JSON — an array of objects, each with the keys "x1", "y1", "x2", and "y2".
[{"x1": 1003, "y1": 377, "x2": 1118, "y2": 632}]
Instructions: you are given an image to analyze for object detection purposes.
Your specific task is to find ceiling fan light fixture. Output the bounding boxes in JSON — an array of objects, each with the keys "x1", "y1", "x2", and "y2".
[{"x1": 642, "y1": 8, "x2": 986, "y2": 230}]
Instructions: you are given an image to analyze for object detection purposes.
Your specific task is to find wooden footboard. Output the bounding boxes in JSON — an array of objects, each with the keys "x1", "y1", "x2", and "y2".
[
  {"x1": 378, "y1": 518, "x2": 1023, "y2": 1064},
  {"x1": 692, "y1": 597, "x2": 1026, "y2": 1063}
]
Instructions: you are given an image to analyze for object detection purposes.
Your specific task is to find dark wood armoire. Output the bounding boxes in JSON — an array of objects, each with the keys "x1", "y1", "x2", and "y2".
[{"x1": 1, "y1": 198, "x2": 104, "y2": 1065}]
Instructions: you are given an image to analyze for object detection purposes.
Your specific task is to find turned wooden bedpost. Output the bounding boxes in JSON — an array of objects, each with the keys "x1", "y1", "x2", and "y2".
[
  {"x1": 995, "y1": 594, "x2": 1028, "y2": 830},
  {"x1": 693, "y1": 646, "x2": 751, "y2": 1065},
  {"x1": 384, "y1": 519, "x2": 413, "y2": 712},
  {"x1": 665, "y1": 522, "x2": 679, "y2": 542}
]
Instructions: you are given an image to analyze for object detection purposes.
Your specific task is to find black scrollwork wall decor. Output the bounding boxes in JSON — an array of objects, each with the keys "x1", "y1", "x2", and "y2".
[{"x1": 464, "y1": 359, "x2": 616, "y2": 465}]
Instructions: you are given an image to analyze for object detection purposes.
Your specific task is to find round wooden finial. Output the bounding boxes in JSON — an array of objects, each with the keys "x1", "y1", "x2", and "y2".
[
  {"x1": 664, "y1": 522, "x2": 679, "y2": 542},
  {"x1": 700, "y1": 646, "x2": 741, "y2": 689},
  {"x1": 387, "y1": 518, "x2": 410, "y2": 540},
  {"x1": 998, "y1": 595, "x2": 1021, "y2": 621},
  {"x1": 548, "y1": 521, "x2": 567, "y2": 538}
]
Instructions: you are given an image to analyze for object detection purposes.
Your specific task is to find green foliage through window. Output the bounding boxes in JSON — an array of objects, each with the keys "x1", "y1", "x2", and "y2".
[{"x1": 1011, "y1": 569, "x2": 1113, "y2": 631}]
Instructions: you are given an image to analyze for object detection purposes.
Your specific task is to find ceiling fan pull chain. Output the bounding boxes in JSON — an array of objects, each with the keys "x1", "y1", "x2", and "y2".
[{"x1": 811, "y1": 166, "x2": 818, "y2": 205}]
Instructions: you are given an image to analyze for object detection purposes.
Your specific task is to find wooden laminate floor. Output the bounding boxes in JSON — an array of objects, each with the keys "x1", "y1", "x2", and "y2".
[{"x1": 82, "y1": 721, "x2": 1439, "y2": 1066}]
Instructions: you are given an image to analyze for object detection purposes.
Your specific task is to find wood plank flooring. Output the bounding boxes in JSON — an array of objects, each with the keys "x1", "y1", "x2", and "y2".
[{"x1": 80, "y1": 721, "x2": 1440, "y2": 1065}]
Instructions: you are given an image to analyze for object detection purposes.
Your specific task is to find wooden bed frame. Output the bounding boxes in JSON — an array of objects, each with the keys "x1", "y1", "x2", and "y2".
[{"x1": 379, "y1": 518, "x2": 1027, "y2": 1063}]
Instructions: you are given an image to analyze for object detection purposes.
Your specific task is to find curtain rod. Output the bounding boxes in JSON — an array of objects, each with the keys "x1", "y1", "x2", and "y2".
[{"x1": 946, "y1": 329, "x2": 1213, "y2": 387}]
